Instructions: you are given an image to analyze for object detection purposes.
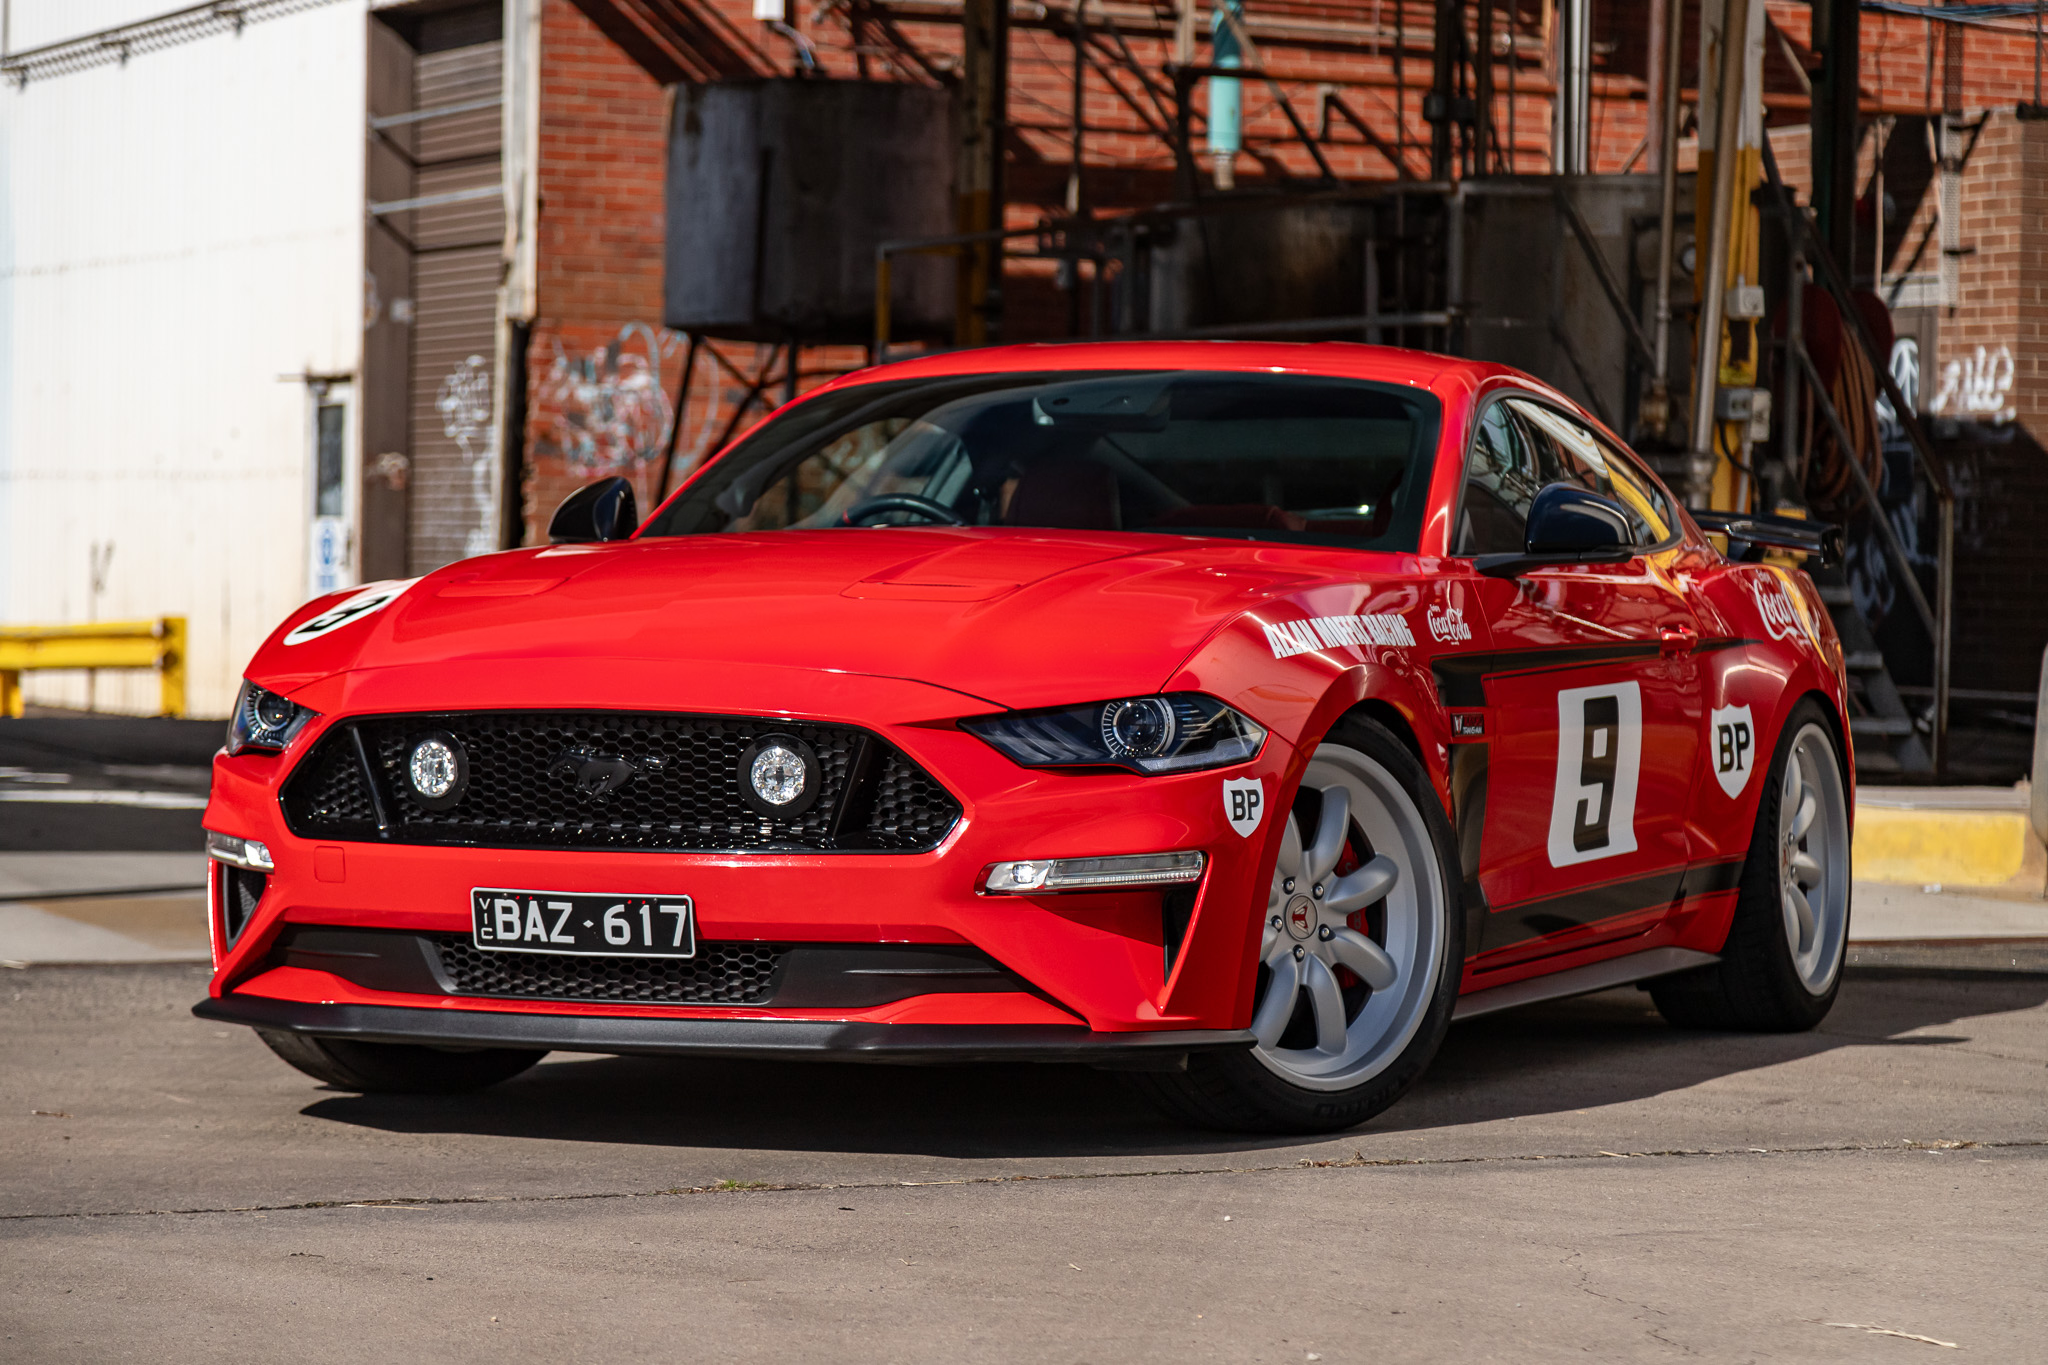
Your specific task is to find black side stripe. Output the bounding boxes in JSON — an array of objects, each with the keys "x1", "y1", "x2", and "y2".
[
  {"x1": 1433, "y1": 638, "x2": 1755, "y2": 708},
  {"x1": 1472, "y1": 855, "x2": 1747, "y2": 958}
]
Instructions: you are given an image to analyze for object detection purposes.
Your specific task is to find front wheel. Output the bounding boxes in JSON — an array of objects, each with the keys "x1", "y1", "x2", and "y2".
[
  {"x1": 257, "y1": 1030, "x2": 545, "y2": 1094},
  {"x1": 1144, "y1": 714, "x2": 1464, "y2": 1133},
  {"x1": 1650, "y1": 699, "x2": 1851, "y2": 1031}
]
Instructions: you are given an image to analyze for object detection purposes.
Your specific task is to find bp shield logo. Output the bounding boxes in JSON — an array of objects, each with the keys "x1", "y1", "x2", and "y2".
[
  {"x1": 1223, "y1": 777, "x2": 1265, "y2": 837},
  {"x1": 1711, "y1": 704, "x2": 1756, "y2": 799}
]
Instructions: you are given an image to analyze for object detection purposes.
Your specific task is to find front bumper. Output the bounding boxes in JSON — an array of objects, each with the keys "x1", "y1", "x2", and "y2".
[
  {"x1": 194, "y1": 992, "x2": 1254, "y2": 1067},
  {"x1": 201, "y1": 667, "x2": 1301, "y2": 1034}
]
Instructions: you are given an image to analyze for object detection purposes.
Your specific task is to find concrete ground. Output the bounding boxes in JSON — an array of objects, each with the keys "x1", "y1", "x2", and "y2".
[
  {"x1": 2, "y1": 960, "x2": 2042, "y2": 1362},
  {"x1": 2, "y1": 723, "x2": 2042, "y2": 1360}
]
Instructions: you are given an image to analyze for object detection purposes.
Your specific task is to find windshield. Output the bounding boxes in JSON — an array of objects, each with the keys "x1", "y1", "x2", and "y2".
[{"x1": 640, "y1": 370, "x2": 1442, "y2": 551}]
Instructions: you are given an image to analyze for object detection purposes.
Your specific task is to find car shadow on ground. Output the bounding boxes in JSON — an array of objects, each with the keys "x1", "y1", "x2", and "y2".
[{"x1": 299, "y1": 969, "x2": 2048, "y2": 1161}]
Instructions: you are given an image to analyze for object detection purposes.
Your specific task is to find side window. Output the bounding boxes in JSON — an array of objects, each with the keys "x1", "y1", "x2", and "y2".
[
  {"x1": 1507, "y1": 400, "x2": 1671, "y2": 548},
  {"x1": 1594, "y1": 440, "x2": 1677, "y2": 546},
  {"x1": 1455, "y1": 401, "x2": 1545, "y2": 555}
]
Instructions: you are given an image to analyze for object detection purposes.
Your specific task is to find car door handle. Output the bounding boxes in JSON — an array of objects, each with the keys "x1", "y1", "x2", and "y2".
[{"x1": 1658, "y1": 624, "x2": 1699, "y2": 657}]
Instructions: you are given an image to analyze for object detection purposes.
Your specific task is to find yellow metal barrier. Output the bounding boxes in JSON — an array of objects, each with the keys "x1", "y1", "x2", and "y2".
[{"x1": 0, "y1": 618, "x2": 187, "y2": 718}]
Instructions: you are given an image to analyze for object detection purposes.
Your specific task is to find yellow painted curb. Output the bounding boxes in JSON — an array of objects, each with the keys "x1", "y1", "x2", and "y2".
[{"x1": 1852, "y1": 806, "x2": 2030, "y2": 887}]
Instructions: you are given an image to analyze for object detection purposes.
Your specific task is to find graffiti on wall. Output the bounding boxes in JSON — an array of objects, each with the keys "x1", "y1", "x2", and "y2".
[
  {"x1": 438, "y1": 354, "x2": 498, "y2": 557},
  {"x1": 1930, "y1": 344, "x2": 2016, "y2": 424},
  {"x1": 536, "y1": 323, "x2": 691, "y2": 474}
]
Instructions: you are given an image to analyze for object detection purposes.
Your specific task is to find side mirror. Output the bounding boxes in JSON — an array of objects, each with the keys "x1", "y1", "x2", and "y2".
[
  {"x1": 548, "y1": 477, "x2": 639, "y2": 545},
  {"x1": 1474, "y1": 483, "x2": 1634, "y2": 578}
]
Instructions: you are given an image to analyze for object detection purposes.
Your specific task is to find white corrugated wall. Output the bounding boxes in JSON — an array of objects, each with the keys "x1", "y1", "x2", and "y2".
[{"x1": 0, "y1": 1, "x2": 368, "y2": 718}]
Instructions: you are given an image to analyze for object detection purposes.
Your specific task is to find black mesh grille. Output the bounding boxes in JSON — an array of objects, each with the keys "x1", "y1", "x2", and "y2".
[
  {"x1": 432, "y1": 935, "x2": 784, "y2": 1005},
  {"x1": 279, "y1": 710, "x2": 959, "y2": 853},
  {"x1": 867, "y1": 751, "x2": 961, "y2": 848},
  {"x1": 289, "y1": 738, "x2": 379, "y2": 828}
]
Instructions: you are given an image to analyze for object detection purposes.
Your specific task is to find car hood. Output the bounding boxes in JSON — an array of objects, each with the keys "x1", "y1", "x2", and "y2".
[{"x1": 251, "y1": 528, "x2": 1367, "y2": 713}]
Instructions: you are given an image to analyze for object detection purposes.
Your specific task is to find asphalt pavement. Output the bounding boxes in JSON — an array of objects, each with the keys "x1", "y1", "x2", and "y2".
[
  {"x1": 2, "y1": 960, "x2": 2042, "y2": 1361},
  {"x1": 2, "y1": 717, "x2": 2044, "y2": 1360}
]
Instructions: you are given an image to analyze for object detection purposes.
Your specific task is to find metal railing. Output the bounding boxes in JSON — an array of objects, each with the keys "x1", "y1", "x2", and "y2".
[
  {"x1": 1760, "y1": 138, "x2": 1954, "y2": 772},
  {"x1": 0, "y1": 618, "x2": 188, "y2": 718},
  {"x1": 874, "y1": 224, "x2": 1109, "y2": 360}
]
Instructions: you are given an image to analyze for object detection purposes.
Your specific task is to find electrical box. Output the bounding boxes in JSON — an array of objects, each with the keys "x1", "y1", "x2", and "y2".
[
  {"x1": 1725, "y1": 282, "x2": 1767, "y2": 319},
  {"x1": 1715, "y1": 386, "x2": 1772, "y2": 441}
]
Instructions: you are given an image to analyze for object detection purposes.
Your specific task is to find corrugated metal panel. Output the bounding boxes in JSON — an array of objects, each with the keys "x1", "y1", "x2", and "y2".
[{"x1": 405, "y1": 38, "x2": 504, "y2": 572}]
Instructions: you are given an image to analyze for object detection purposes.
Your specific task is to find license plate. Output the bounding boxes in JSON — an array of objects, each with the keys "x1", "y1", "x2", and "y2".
[{"x1": 471, "y1": 888, "x2": 697, "y2": 958}]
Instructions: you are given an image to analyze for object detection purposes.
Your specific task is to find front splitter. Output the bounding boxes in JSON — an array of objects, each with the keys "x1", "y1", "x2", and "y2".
[{"x1": 194, "y1": 994, "x2": 1254, "y2": 1067}]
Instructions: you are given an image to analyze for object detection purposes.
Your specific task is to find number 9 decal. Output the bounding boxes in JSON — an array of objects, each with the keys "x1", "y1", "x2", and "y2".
[{"x1": 1546, "y1": 681, "x2": 1642, "y2": 867}]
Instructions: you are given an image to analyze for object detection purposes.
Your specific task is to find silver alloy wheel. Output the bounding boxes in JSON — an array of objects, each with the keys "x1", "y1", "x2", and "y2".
[
  {"x1": 1779, "y1": 721, "x2": 1850, "y2": 993},
  {"x1": 1249, "y1": 741, "x2": 1447, "y2": 1092}
]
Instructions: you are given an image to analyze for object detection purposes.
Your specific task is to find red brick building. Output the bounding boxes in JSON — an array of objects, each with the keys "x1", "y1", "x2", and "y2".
[{"x1": 515, "y1": 0, "x2": 2048, "y2": 568}]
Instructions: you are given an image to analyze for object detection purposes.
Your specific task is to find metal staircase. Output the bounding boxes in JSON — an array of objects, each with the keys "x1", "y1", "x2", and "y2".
[
  {"x1": 1810, "y1": 570, "x2": 1931, "y2": 774},
  {"x1": 1756, "y1": 143, "x2": 1953, "y2": 779}
]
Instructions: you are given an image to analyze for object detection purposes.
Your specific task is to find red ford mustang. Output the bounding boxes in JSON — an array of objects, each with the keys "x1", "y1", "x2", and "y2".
[{"x1": 196, "y1": 342, "x2": 1854, "y2": 1132}]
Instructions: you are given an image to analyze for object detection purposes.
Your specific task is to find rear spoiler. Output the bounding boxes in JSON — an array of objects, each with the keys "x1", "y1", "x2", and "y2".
[{"x1": 1689, "y1": 510, "x2": 1843, "y2": 566}]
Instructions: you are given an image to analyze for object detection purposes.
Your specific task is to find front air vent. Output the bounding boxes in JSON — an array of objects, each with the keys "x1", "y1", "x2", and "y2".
[{"x1": 218, "y1": 866, "x2": 266, "y2": 946}]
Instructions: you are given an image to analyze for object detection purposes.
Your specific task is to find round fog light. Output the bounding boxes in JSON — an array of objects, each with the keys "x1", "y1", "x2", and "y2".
[
  {"x1": 738, "y1": 734, "x2": 822, "y2": 817},
  {"x1": 751, "y1": 745, "x2": 806, "y2": 806},
  {"x1": 406, "y1": 731, "x2": 468, "y2": 811}
]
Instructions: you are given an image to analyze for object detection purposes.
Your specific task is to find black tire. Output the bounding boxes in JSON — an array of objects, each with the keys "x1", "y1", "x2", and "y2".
[
  {"x1": 257, "y1": 1030, "x2": 545, "y2": 1094},
  {"x1": 1142, "y1": 713, "x2": 1465, "y2": 1133},
  {"x1": 1650, "y1": 698, "x2": 1851, "y2": 1032}
]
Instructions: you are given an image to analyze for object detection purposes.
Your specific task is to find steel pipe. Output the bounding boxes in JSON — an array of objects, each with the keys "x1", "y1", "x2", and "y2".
[{"x1": 1687, "y1": 0, "x2": 1752, "y2": 504}]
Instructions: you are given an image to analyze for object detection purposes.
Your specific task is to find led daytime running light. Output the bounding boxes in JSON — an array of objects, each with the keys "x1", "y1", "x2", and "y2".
[
  {"x1": 206, "y1": 830, "x2": 275, "y2": 872},
  {"x1": 981, "y1": 850, "x2": 1205, "y2": 894}
]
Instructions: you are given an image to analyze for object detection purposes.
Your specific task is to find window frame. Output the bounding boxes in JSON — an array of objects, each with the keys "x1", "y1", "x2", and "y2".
[{"x1": 1449, "y1": 389, "x2": 1686, "y2": 561}]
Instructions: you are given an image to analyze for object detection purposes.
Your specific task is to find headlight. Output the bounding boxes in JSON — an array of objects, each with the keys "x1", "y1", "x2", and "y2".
[
  {"x1": 226, "y1": 680, "x2": 318, "y2": 755},
  {"x1": 962, "y1": 694, "x2": 1265, "y2": 774}
]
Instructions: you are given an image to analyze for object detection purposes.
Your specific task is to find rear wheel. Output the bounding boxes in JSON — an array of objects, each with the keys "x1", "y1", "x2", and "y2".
[
  {"x1": 1144, "y1": 715, "x2": 1463, "y2": 1133},
  {"x1": 257, "y1": 1030, "x2": 545, "y2": 1094},
  {"x1": 1650, "y1": 700, "x2": 1851, "y2": 1031}
]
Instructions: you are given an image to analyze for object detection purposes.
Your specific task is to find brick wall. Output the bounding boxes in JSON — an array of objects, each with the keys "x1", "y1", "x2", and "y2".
[
  {"x1": 524, "y1": 0, "x2": 2048, "y2": 542},
  {"x1": 519, "y1": 0, "x2": 877, "y2": 544},
  {"x1": 1935, "y1": 113, "x2": 2048, "y2": 434},
  {"x1": 520, "y1": 0, "x2": 677, "y2": 543}
]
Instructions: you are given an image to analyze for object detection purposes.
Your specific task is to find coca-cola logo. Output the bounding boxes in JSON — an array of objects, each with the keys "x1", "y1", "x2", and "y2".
[
  {"x1": 1749, "y1": 576, "x2": 1804, "y2": 642},
  {"x1": 1427, "y1": 604, "x2": 1473, "y2": 643}
]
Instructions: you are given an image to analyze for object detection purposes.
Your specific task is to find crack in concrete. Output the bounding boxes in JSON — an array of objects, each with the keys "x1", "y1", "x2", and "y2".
[
  {"x1": 5, "y1": 1136, "x2": 2043, "y2": 1224},
  {"x1": 1566, "y1": 1250, "x2": 1699, "y2": 1358}
]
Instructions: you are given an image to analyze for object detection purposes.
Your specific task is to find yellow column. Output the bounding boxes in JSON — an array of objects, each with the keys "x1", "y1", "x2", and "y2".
[
  {"x1": 1694, "y1": 0, "x2": 1766, "y2": 514},
  {"x1": 158, "y1": 616, "x2": 188, "y2": 719}
]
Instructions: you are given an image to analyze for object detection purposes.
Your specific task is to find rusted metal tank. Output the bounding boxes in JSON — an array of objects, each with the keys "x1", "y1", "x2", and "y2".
[{"x1": 664, "y1": 79, "x2": 955, "y2": 343}]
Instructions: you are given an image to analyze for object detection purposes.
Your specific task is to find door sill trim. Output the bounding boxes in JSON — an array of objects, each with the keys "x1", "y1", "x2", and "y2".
[{"x1": 1453, "y1": 946, "x2": 1719, "y2": 1021}]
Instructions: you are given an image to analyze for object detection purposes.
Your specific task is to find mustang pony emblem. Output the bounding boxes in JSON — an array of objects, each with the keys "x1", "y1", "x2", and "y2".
[{"x1": 549, "y1": 747, "x2": 662, "y2": 799}]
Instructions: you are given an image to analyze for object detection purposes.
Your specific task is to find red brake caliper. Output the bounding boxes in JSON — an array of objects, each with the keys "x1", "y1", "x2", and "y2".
[{"x1": 1330, "y1": 836, "x2": 1366, "y2": 989}]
